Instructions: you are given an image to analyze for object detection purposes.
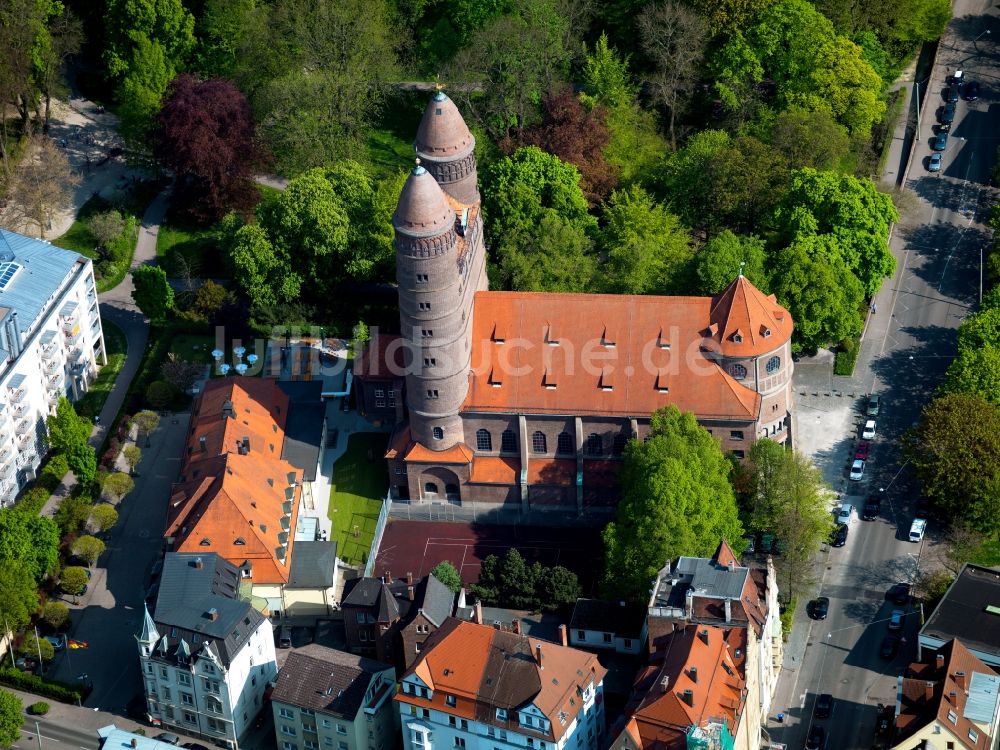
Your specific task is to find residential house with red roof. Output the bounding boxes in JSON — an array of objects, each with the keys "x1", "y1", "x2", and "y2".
[
  {"x1": 165, "y1": 378, "x2": 336, "y2": 621},
  {"x1": 395, "y1": 618, "x2": 607, "y2": 750},
  {"x1": 356, "y1": 92, "x2": 795, "y2": 513},
  {"x1": 892, "y1": 639, "x2": 1000, "y2": 750}
]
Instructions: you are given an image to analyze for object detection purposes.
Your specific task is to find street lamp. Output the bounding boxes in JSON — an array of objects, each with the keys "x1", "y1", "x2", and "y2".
[{"x1": 975, "y1": 29, "x2": 991, "y2": 42}]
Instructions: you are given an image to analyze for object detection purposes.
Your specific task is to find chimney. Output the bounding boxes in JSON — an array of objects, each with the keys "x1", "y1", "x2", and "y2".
[
  {"x1": 199, "y1": 436, "x2": 207, "y2": 451},
  {"x1": 407, "y1": 571, "x2": 414, "y2": 586},
  {"x1": 408, "y1": 585, "x2": 414, "y2": 601},
  {"x1": 473, "y1": 600, "x2": 483, "y2": 625},
  {"x1": 385, "y1": 569, "x2": 392, "y2": 583},
  {"x1": 512, "y1": 619, "x2": 521, "y2": 635},
  {"x1": 131, "y1": 740, "x2": 138, "y2": 748},
  {"x1": 194, "y1": 557, "x2": 204, "y2": 569},
  {"x1": 494, "y1": 621, "x2": 502, "y2": 630},
  {"x1": 535, "y1": 644, "x2": 543, "y2": 668},
  {"x1": 936, "y1": 653, "x2": 945, "y2": 670},
  {"x1": 727, "y1": 559, "x2": 735, "y2": 572},
  {"x1": 954, "y1": 671, "x2": 966, "y2": 690},
  {"x1": 685, "y1": 588, "x2": 694, "y2": 619},
  {"x1": 682, "y1": 689, "x2": 694, "y2": 706},
  {"x1": 243, "y1": 437, "x2": 251, "y2": 454},
  {"x1": 659, "y1": 676, "x2": 669, "y2": 693},
  {"x1": 558, "y1": 624, "x2": 568, "y2": 646},
  {"x1": 699, "y1": 628, "x2": 709, "y2": 645},
  {"x1": 458, "y1": 588, "x2": 467, "y2": 609},
  {"x1": 925, "y1": 681, "x2": 935, "y2": 702},
  {"x1": 724, "y1": 599, "x2": 732, "y2": 623},
  {"x1": 689, "y1": 666, "x2": 698, "y2": 683},
  {"x1": 207, "y1": 607, "x2": 218, "y2": 621}
]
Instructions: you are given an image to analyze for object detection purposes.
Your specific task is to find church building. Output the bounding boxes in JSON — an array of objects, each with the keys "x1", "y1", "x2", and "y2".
[{"x1": 355, "y1": 92, "x2": 795, "y2": 515}]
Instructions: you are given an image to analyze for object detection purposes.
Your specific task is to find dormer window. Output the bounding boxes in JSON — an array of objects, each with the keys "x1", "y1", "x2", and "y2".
[
  {"x1": 760, "y1": 325, "x2": 772, "y2": 338},
  {"x1": 496, "y1": 708, "x2": 507, "y2": 721},
  {"x1": 732, "y1": 332, "x2": 743, "y2": 343},
  {"x1": 200, "y1": 538, "x2": 211, "y2": 546},
  {"x1": 446, "y1": 695, "x2": 456, "y2": 707},
  {"x1": 234, "y1": 537, "x2": 246, "y2": 545}
]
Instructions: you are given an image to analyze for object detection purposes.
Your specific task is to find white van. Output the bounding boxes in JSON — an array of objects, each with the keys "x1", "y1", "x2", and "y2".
[{"x1": 909, "y1": 518, "x2": 927, "y2": 542}]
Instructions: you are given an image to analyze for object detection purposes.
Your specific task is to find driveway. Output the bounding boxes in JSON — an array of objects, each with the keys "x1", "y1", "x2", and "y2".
[{"x1": 771, "y1": 2, "x2": 999, "y2": 748}]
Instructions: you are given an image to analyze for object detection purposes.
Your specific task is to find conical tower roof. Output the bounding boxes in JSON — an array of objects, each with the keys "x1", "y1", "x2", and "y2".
[
  {"x1": 415, "y1": 91, "x2": 475, "y2": 160},
  {"x1": 709, "y1": 276, "x2": 793, "y2": 356},
  {"x1": 393, "y1": 163, "x2": 455, "y2": 238},
  {"x1": 138, "y1": 603, "x2": 160, "y2": 644}
]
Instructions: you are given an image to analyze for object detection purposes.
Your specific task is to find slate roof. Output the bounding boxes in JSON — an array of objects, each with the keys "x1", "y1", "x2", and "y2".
[
  {"x1": 286, "y1": 540, "x2": 338, "y2": 589},
  {"x1": 271, "y1": 644, "x2": 392, "y2": 720},
  {"x1": 151, "y1": 552, "x2": 263, "y2": 667},
  {"x1": 921, "y1": 564, "x2": 1000, "y2": 662},
  {"x1": 400, "y1": 618, "x2": 606, "y2": 742},
  {"x1": 342, "y1": 573, "x2": 454, "y2": 628},
  {"x1": 570, "y1": 599, "x2": 647, "y2": 639},
  {"x1": 277, "y1": 380, "x2": 324, "y2": 482}
]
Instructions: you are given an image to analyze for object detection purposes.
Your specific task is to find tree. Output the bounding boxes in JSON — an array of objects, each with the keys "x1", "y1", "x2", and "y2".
[
  {"x1": 236, "y1": 0, "x2": 398, "y2": 175},
  {"x1": 601, "y1": 406, "x2": 744, "y2": 603},
  {"x1": 66, "y1": 442, "x2": 97, "y2": 486},
  {"x1": 430, "y1": 561, "x2": 462, "y2": 593},
  {"x1": 104, "y1": 0, "x2": 194, "y2": 82},
  {"x1": 0, "y1": 689, "x2": 22, "y2": 749},
  {"x1": 19, "y1": 634, "x2": 53, "y2": 662},
  {"x1": 773, "y1": 168, "x2": 898, "y2": 297},
  {"x1": 771, "y1": 108, "x2": 850, "y2": 171},
  {"x1": 498, "y1": 213, "x2": 597, "y2": 292},
  {"x1": 89, "y1": 504, "x2": 119, "y2": 533},
  {"x1": 352, "y1": 321, "x2": 370, "y2": 345},
  {"x1": 193, "y1": 0, "x2": 257, "y2": 77},
  {"x1": 228, "y1": 223, "x2": 297, "y2": 309},
  {"x1": 189, "y1": 280, "x2": 231, "y2": 320},
  {"x1": 53, "y1": 496, "x2": 93, "y2": 536},
  {"x1": 35, "y1": 5, "x2": 83, "y2": 133},
  {"x1": 102, "y1": 472, "x2": 135, "y2": 505},
  {"x1": 71, "y1": 535, "x2": 106, "y2": 567},
  {"x1": 131, "y1": 411, "x2": 161, "y2": 445},
  {"x1": 117, "y1": 35, "x2": 178, "y2": 150},
  {"x1": 581, "y1": 33, "x2": 635, "y2": 109},
  {"x1": 905, "y1": 393, "x2": 1000, "y2": 535},
  {"x1": 685, "y1": 0, "x2": 777, "y2": 36},
  {"x1": 482, "y1": 147, "x2": 597, "y2": 289},
  {"x1": 519, "y1": 88, "x2": 617, "y2": 204},
  {"x1": 160, "y1": 357, "x2": 203, "y2": 394},
  {"x1": 0, "y1": 511, "x2": 60, "y2": 581},
  {"x1": 47, "y1": 398, "x2": 91, "y2": 455},
  {"x1": 637, "y1": 1, "x2": 708, "y2": 148},
  {"x1": 532, "y1": 564, "x2": 581, "y2": 611},
  {"x1": 155, "y1": 74, "x2": 263, "y2": 223},
  {"x1": 88, "y1": 210, "x2": 127, "y2": 249},
  {"x1": 123, "y1": 445, "x2": 142, "y2": 475},
  {"x1": 599, "y1": 185, "x2": 694, "y2": 294},
  {"x1": 131, "y1": 266, "x2": 175, "y2": 323},
  {"x1": 0, "y1": 566, "x2": 39, "y2": 631},
  {"x1": 145, "y1": 380, "x2": 176, "y2": 410},
  {"x1": 769, "y1": 234, "x2": 865, "y2": 351},
  {"x1": 941, "y1": 348, "x2": 1000, "y2": 405},
  {"x1": 696, "y1": 231, "x2": 768, "y2": 294},
  {"x1": 41, "y1": 601, "x2": 70, "y2": 630},
  {"x1": 60, "y1": 566, "x2": 89, "y2": 595},
  {"x1": 8, "y1": 135, "x2": 79, "y2": 238}
]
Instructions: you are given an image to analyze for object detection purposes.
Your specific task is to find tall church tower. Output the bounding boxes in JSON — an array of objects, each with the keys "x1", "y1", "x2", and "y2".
[{"x1": 394, "y1": 92, "x2": 487, "y2": 450}]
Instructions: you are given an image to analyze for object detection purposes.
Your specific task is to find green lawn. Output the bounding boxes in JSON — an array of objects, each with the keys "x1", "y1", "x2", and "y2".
[
  {"x1": 367, "y1": 128, "x2": 415, "y2": 181},
  {"x1": 169, "y1": 334, "x2": 217, "y2": 365},
  {"x1": 329, "y1": 433, "x2": 389, "y2": 566},
  {"x1": 75, "y1": 318, "x2": 128, "y2": 419},
  {"x1": 156, "y1": 221, "x2": 225, "y2": 279}
]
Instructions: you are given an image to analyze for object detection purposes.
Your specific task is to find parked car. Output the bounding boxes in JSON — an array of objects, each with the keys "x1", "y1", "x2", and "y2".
[
  {"x1": 866, "y1": 394, "x2": 881, "y2": 417},
  {"x1": 154, "y1": 734, "x2": 180, "y2": 746},
  {"x1": 880, "y1": 634, "x2": 900, "y2": 659},
  {"x1": 850, "y1": 459, "x2": 865, "y2": 481},
  {"x1": 964, "y1": 80, "x2": 979, "y2": 101},
  {"x1": 863, "y1": 495, "x2": 881, "y2": 521},
  {"x1": 928, "y1": 153, "x2": 943, "y2": 172},
  {"x1": 806, "y1": 724, "x2": 826, "y2": 750},
  {"x1": 14, "y1": 656, "x2": 38, "y2": 673},
  {"x1": 43, "y1": 635, "x2": 64, "y2": 652},
  {"x1": 888, "y1": 583, "x2": 911, "y2": 606},
  {"x1": 855, "y1": 440, "x2": 870, "y2": 460},
  {"x1": 278, "y1": 627, "x2": 292, "y2": 649},
  {"x1": 931, "y1": 133, "x2": 949, "y2": 152},
  {"x1": 937, "y1": 122, "x2": 951, "y2": 133},
  {"x1": 809, "y1": 597, "x2": 830, "y2": 620},
  {"x1": 909, "y1": 518, "x2": 927, "y2": 542},
  {"x1": 182, "y1": 744, "x2": 211, "y2": 750},
  {"x1": 944, "y1": 86, "x2": 960, "y2": 103},
  {"x1": 939, "y1": 104, "x2": 956, "y2": 124},
  {"x1": 836, "y1": 503, "x2": 855, "y2": 525},
  {"x1": 831, "y1": 524, "x2": 849, "y2": 547},
  {"x1": 888, "y1": 610, "x2": 905, "y2": 631},
  {"x1": 814, "y1": 693, "x2": 833, "y2": 719},
  {"x1": 862, "y1": 420, "x2": 877, "y2": 440}
]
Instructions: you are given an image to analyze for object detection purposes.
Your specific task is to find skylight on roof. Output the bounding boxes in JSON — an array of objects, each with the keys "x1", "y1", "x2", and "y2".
[{"x1": 0, "y1": 261, "x2": 21, "y2": 291}]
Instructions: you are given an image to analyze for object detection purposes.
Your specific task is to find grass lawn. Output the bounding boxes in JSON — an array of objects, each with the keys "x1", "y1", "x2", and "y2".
[
  {"x1": 75, "y1": 317, "x2": 127, "y2": 420},
  {"x1": 329, "y1": 433, "x2": 389, "y2": 566},
  {"x1": 169, "y1": 334, "x2": 216, "y2": 365},
  {"x1": 367, "y1": 128, "x2": 414, "y2": 181},
  {"x1": 156, "y1": 220, "x2": 226, "y2": 279}
]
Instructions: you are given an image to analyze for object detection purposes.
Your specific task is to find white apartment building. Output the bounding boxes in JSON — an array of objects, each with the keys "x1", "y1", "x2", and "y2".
[
  {"x1": 0, "y1": 229, "x2": 105, "y2": 505},
  {"x1": 137, "y1": 553, "x2": 278, "y2": 749},
  {"x1": 396, "y1": 619, "x2": 607, "y2": 750}
]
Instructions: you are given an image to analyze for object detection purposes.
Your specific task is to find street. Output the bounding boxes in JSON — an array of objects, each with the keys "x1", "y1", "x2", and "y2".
[{"x1": 771, "y1": 1, "x2": 999, "y2": 748}]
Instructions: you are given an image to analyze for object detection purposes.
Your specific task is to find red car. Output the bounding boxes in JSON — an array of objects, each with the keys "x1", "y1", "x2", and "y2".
[{"x1": 855, "y1": 440, "x2": 870, "y2": 460}]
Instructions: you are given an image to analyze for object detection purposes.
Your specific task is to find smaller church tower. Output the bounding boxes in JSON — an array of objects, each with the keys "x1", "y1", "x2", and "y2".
[
  {"x1": 415, "y1": 91, "x2": 479, "y2": 205},
  {"x1": 394, "y1": 164, "x2": 470, "y2": 448}
]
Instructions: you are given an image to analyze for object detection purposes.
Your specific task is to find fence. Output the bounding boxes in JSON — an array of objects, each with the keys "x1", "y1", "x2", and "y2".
[
  {"x1": 388, "y1": 499, "x2": 615, "y2": 528},
  {"x1": 363, "y1": 493, "x2": 393, "y2": 576}
]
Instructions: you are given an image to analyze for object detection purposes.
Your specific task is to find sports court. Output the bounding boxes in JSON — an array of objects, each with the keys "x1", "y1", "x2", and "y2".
[{"x1": 372, "y1": 519, "x2": 603, "y2": 590}]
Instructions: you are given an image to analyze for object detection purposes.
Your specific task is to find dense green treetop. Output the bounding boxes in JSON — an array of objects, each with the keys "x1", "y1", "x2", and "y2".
[
  {"x1": 696, "y1": 231, "x2": 768, "y2": 295},
  {"x1": 0, "y1": 510, "x2": 60, "y2": 581},
  {"x1": 0, "y1": 565, "x2": 39, "y2": 634},
  {"x1": 47, "y1": 397, "x2": 90, "y2": 454},
  {"x1": 131, "y1": 265, "x2": 175, "y2": 323},
  {"x1": 601, "y1": 406, "x2": 744, "y2": 603},
  {"x1": 103, "y1": 0, "x2": 194, "y2": 80}
]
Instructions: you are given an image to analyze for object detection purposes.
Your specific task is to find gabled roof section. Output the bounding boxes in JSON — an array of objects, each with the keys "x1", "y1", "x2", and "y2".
[
  {"x1": 271, "y1": 644, "x2": 392, "y2": 720},
  {"x1": 466, "y1": 292, "x2": 761, "y2": 420},
  {"x1": 415, "y1": 91, "x2": 475, "y2": 161},
  {"x1": 921, "y1": 563, "x2": 1000, "y2": 662},
  {"x1": 708, "y1": 276, "x2": 793, "y2": 357}
]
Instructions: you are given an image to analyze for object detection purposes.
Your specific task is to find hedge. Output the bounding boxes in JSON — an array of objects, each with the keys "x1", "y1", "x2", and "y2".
[
  {"x1": 833, "y1": 337, "x2": 861, "y2": 376},
  {"x1": 780, "y1": 597, "x2": 798, "y2": 641},
  {"x1": 0, "y1": 667, "x2": 83, "y2": 703}
]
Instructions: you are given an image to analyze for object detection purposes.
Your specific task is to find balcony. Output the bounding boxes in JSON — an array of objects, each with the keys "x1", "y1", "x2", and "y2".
[
  {"x1": 15, "y1": 419, "x2": 31, "y2": 436},
  {"x1": 44, "y1": 358, "x2": 60, "y2": 374},
  {"x1": 64, "y1": 327, "x2": 82, "y2": 346},
  {"x1": 12, "y1": 403, "x2": 28, "y2": 419},
  {"x1": 8, "y1": 388, "x2": 26, "y2": 404},
  {"x1": 0, "y1": 447, "x2": 12, "y2": 465},
  {"x1": 17, "y1": 434, "x2": 32, "y2": 452}
]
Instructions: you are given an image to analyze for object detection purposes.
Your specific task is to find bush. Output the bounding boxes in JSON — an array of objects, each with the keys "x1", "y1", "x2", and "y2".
[
  {"x1": 61, "y1": 566, "x2": 90, "y2": 595},
  {"x1": 16, "y1": 487, "x2": 51, "y2": 516},
  {"x1": 834, "y1": 337, "x2": 861, "y2": 376},
  {"x1": 145, "y1": 380, "x2": 176, "y2": 410},
  {"x1": 39, "y1": 453, "x2": 70, "y2": 492},
  {"x1": 780, "y1": 597, "x2": 798, "y2": 640},
  {"x1": 29, "y1": 701, "x2": 50, "y2": 715},
  {"x1": 42, "y1": 601, "x2": 70, "y2": 630},
  {"x1": 0, "y1": 668, "x2": 83, "y2": 703}
]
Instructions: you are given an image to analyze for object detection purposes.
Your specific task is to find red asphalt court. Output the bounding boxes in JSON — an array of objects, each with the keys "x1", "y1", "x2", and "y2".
[{"x1": 372, "y1": 520, "x2": 603, "y2": 589}]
